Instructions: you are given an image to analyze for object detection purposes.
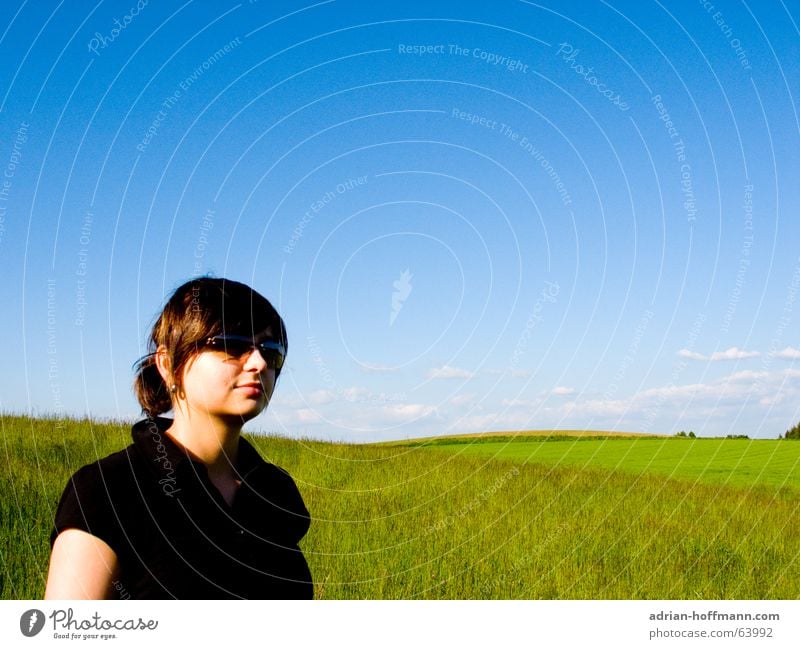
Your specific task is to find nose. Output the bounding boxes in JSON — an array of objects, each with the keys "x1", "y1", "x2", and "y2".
[{"x1": 242, "y1": 347, "x2": 269, "y2": 373}]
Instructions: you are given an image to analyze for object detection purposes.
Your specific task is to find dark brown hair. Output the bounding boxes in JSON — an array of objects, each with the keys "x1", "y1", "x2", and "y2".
[{"x1": 133, "y1": 277, "x2": 287, "y2": 415}]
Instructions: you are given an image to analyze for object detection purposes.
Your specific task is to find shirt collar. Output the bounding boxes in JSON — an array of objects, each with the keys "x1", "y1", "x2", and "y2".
[{"x1": 131, "y1": 416, "x2": 266, "y2": 480}]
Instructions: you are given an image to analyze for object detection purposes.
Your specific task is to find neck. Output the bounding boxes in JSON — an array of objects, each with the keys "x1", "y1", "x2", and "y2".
[{"x1": 165, "y1": 409, "x2": 241, "y2": 480}]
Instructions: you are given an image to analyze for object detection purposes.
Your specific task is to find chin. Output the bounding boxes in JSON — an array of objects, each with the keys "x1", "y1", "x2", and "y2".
[{"x1": 239, "y1": 405, "x2": 267, "y2": 421}]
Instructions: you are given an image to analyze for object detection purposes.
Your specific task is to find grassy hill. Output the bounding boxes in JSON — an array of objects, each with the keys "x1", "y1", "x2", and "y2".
[
  {"x1": 2, "y1": 415, "x2": 799, "y2": 599},
  {"x1": 384, "y1": 428, "x2": 665, "y2": 445},
  {"x1": 390, "y1": 433, "x2": 800, "y2": 491}
]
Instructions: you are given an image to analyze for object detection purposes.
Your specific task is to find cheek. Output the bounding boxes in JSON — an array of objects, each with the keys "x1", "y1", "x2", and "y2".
[
  {"x1": 183, "y1": 358, "x2": 237, "y2": 396},
  {"x1": 261, "y1": 373, "x2": 277, "y2": 398}
]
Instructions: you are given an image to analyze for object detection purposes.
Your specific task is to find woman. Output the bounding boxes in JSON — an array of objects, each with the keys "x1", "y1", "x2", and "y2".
[{"x1": 45, "y1": 277, "x2": 313, "y2": 599}]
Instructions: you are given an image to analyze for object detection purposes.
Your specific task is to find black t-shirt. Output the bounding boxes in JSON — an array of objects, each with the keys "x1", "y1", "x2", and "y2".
[{"x1": 50, "y1": 416, "x2": 313, "y2": 599}]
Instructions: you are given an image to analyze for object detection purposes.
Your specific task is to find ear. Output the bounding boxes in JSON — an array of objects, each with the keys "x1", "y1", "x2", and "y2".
[{"x1": 154, "y1": 345, "x2": 172, "y2": 385}]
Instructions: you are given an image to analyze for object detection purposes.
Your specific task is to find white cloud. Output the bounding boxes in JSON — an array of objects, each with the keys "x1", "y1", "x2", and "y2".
[
  {"x1": 485, "y1": 368, "x2": 531, "y2": 377},
  {"x1": 509, "y1": 368, "x2": 800, "y2": 432},
  {"x1": 342, "y1": 386, "x2": 371, "y2": 402},
  {"x1": 295, "y1": 408, "x2": 323, "y2": 423},
  {"x1": 557, "y1": 398, "x2": 631, "y2": 418},
  {"x1": 359, "y1": 363, "x2": 399, "y2": 374},
  {"x1": 266, "y1": 407, "x2": 323, "y2": 425},
  {"x1": 725, "y1": 370, "x2": 769, "y2": 382},
  {"x1": 678, "y1": 347, "x2": 760, "y2": 361},
  {"x1": 709, "y1": 347, "x2": 760, "y2": 361},
  {"x1": 500, "y1": 398, "x2": 537, "y2": 408},
  {"x1": 774, "y1": 346, "x2": 800, "y2": 360},
  {"x1": 276, "y1": 390, "x2": 336, "y2": 408},
  {"x1": 427, "y1": 365, "x2": 474, "y2": 380},
  {"x1": 456, "y1": 411, "x2": 534, "y2": 432},
  {"x1": 551, "y1": 386, "x2": 575, "y2": 396},
  {"x1": 621, "y1": 368, "x2": 797, "y2": 410},
  {"x1": 759, "y1": 394, "x2": 787, "y2": 407},
  {"x1": 450, "y1": 393, "x2": 477, "y2": 407},
  {"x1": 308, "y1": 389, "x2": 336, "y2": 405},
  {"x1": 379, "y1": 403, "x2": 439, "y2": 422}
]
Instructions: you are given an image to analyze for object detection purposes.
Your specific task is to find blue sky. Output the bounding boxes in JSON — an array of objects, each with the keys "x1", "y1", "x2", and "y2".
[{"x1": 0, "y1": 0, "x2": 798, "y2": 441}]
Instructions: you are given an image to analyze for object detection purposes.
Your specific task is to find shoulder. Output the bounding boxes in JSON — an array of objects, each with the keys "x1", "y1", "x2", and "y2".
[
  {"x1": 259, "y1": 461, "x2": 301, "y2": 486},
  {"x1": 248, "y1": 461, "x2": 306, "y2": 507},
  {"x1": 238, "y1": 438, "x2": 303, "y2": 494},
  {"x1": 240, "y1": 456, "x2": 311, "y2": 542},
  {"x1": 66, "y1": 447, "x2": 138, "y2": 492},
  {"x1": 51, "y1": 446, "x2": 139, "y2": 547}
]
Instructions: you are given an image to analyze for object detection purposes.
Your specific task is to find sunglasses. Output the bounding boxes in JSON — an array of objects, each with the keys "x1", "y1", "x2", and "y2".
[{"x1": 203, "y1": 335, "x2": 286, "y2": 370}]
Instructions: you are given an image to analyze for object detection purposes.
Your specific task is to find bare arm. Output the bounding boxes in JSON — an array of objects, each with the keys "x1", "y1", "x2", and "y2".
[{"x1": 44, "y1": 529, "x2": 118, "y2": 599}]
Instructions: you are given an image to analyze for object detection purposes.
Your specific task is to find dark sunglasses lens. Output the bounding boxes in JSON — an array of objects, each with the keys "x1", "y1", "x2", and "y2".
[
  {"x1": 258, "y1": 344, "x2": 284, "y2": 369},
  {"x1": 208, "y1": 337, "x2": 284, "y2": 369},
  {"x1": 213, "y1": 337, "x2": 252, "y2": 357}
]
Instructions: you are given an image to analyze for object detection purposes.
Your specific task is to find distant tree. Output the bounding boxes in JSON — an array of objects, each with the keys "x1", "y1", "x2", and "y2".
[
  {"x1": 688, "y1": 431, "x2": 696, "y2": 438},
  {"x1": 785, "y1": 421, "x2": 800, "y2": 440},
  {"x1": 726, "y1": 434, "x2": 749, "y2": 439},
  {"x1": 675, "y1": 430, "x2": 687, "y2": 437}
]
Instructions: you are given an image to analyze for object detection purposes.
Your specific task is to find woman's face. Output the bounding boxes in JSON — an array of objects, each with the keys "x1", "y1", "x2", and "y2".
[{"x1": 176, "y1": 329, "x2": 277, "y2": 423}]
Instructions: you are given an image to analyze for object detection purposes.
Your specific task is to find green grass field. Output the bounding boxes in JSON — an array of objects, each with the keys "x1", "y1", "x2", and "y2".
[
  {"x1": 2, "y1": 415, "x2": 799, "y2": 599},
  {"x1": 404, "y1": 436, "x2": 800, "y2": 490}
]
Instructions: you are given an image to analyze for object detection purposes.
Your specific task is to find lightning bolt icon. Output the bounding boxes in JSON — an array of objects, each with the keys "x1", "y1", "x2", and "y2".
[{"x1": 28, "y1": 611, "x2": 38, "y2": 632}]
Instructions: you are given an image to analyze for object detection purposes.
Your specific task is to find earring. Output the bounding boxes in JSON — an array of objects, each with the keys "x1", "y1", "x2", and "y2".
[{"x1": 170, "y1": 383, "x2": 177, "y2": 393}]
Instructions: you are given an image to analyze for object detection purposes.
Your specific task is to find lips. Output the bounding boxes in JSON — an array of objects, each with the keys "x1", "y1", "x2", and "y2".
[{"x1": 236, "y1": 382, "x2": 263, "y2": 396}]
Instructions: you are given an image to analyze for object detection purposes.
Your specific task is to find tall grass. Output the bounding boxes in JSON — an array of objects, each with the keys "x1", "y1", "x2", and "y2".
[
  {"x1": 2, "y1": 415, "x2": 799, "y2": 599},
  {"x1": 417, "y1": 437, "x2": 800, "y2": 490}
]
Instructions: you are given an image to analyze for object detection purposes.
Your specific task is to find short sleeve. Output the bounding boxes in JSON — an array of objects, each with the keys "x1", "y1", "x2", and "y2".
[
  {"x1": 242, "y1": 464, "x2": 311, "y2": 544},
  {"x1": 50, "y1": 463, "x2": 121, "y2": 552},
  {"x1": 269, "y1": 465, "x2": 311, "y2": 543}
]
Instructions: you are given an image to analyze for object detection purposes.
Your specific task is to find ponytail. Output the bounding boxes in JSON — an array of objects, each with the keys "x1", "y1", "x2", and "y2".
[{"x1": 133, "y1": 353, "x2": 172, "y2": 416}]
